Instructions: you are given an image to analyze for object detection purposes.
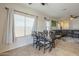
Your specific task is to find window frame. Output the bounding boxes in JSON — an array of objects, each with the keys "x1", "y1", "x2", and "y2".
[{"x1": 14, "y1": 11, "x2": 36, "y2": 38}]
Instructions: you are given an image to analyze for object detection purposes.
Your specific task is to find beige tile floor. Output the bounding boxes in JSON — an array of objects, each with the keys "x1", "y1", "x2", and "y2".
[{"x1": 0, "y1": 37, "x2": 79, "y2": 56}]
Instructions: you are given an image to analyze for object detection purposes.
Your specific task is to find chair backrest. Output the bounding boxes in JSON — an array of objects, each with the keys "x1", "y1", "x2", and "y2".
[
  {"x1": 49, "y1": 31, "x2": 56, "y2": 41},
  {"x1": 32, "y1": 31, "x2": 37, "y2": 39},
  {"x1": 43, "y1": 30, "x2": 48, "y2": 38},
  {"x1": 37, "y1": 32, "x2": 42, "y2": 36},
  {"x1": 37, "y1": 32, "x2": 46, "y2": 41}
]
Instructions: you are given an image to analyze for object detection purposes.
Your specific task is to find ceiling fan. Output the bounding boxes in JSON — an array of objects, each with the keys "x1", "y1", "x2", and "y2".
[
  {"x1": 70, "y1": 15, "x2": 79, "y2": 18},
  {"x1": 69, "y1": 15, "x2": 79, "y2": 20}
]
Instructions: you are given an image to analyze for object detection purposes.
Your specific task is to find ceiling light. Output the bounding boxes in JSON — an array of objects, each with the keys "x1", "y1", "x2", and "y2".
[
  {"x1": 28, "y1": 3, "x2": 32, "y2": 5},
  {"x1": 70, "y1": 17, "x2": 74, "y2": 20},
  {"x1": 41, "y1": 3, "x2": 46, "y2": 5}
]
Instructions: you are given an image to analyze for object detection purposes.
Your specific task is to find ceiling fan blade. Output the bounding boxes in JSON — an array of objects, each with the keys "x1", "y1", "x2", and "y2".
[{"x1": 70, "y1": 15, "x2": 73, "y2": 17}]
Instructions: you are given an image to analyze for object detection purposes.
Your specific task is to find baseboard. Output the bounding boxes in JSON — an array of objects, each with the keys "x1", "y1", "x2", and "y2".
[{"x1": 0, "y1": 42, "x2": 32, "y2": 53}]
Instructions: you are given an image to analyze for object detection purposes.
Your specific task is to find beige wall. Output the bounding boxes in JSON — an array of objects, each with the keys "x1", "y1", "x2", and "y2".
[
  {"x1": 0, "y1": 3, "x2": 50, "y2": 53},
  {"x1": 57, "y1": 18, "x2": 70, "y2": 29},
  {"x1": 57, "y1": 17, "x2": 79, "y2": 30},
  {"x1": 58, "y1": 20, "x2": 69, "y2": 29}
]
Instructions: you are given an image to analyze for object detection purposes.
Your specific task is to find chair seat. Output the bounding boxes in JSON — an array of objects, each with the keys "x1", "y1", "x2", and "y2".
[{"x1": 40, "y1": 41, "x2": 50, "y2": 44}]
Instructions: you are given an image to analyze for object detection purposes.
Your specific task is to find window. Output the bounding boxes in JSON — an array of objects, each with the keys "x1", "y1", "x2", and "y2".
[
  {"x1": 14, "y1": 12, "x2": 36, "y2": 37},
  {"x1": 14, "y1": 14, "x2": 25, "y2": 37}
]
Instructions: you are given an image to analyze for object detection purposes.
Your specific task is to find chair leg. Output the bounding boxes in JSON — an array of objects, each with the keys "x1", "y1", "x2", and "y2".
[
  {"x1": 53, "y1": 41, "x2": 55, "y2": 48},
  {"x1": 43, "y1": 44, "x2": 46, "y2": 53},
  {"x1": 36, "y1": 42, "x2": 38, "y2": 48},
  {"x1": 38, "y1": 43, "x2": 41, "y2": 50},
  {"x1": 49, "y1": 43, "x2": 53, "y2": 52},
  {"x1": 44, "y1": 48, "x2": 45, "y2": 53},
  {"x1": 33, "y1": 40, "x2": 34, "y2": 47},
  {"x1": 50, "y1": 41, "x2": 55, "y2": 48},
  {"x1": 39, "y1": 47, "x2": 40, "y2": 50},
  {"x1": 33, "y1": 40, "x2": 38, "y2": 48}
]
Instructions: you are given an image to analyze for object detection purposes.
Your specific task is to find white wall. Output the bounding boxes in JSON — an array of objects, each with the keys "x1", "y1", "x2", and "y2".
[
  {"x1": 69, "y1": 17, "x2": 79, "y2": 30},
  {"x1": 0, "y1": 3, "x2": 50, "y2": 53}
]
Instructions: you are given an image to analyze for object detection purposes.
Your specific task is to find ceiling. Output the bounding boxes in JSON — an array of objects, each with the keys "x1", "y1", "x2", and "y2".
[{"x1": 25, "y1": 3, "x2": 79, "y2": 18}]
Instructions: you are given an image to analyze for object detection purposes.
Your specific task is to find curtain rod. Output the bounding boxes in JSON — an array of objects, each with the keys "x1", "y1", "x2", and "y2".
[
  {"x1": 5, "y1": 7, "x2": 9, "y2": 10},
  {"x1": 5, "y1": 7, "x2": 38, "y2": 17},
  {"x1": 14, "y1": 10, "x2": 37, "y2": 17}
]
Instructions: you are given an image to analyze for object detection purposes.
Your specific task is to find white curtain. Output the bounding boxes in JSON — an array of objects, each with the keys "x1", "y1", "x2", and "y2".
[
  {"x1": 32, "y1": 16, "x2": 38, "y2": 32},
  {"x1": 2, "y1": 8, "x2": 14, "y2": 45}
]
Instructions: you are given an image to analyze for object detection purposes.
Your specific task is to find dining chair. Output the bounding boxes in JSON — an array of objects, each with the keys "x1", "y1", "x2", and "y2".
[
  {"x1": 38, "y1": 31, "x2": 56, "y2": 53},
  {"x1": 49, "y1": 31, "x2": 56, "y2": 49},
  {"x1": 32, "y1": 31, "x2": 38, "y2": 48}
]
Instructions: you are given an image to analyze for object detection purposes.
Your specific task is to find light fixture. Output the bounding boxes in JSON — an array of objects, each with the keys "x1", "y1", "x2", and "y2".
[
  {"x1": 28, "y1": 3, "x2": 48, "y2": 6},
  {"x1": 70, "y1": 17, "x2": 74, "y2": 20},
  {"x1": 41, "y1": 3, "x2": 47, "y2": 6},
  {"x1": 28, "y1": 3, "x2": 32, "y2": 5}
]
